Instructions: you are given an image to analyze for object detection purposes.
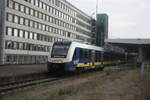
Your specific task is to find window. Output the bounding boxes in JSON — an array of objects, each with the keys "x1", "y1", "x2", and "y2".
[
  {"x1": 46, "y1": 26, "x2": 49, "y2": 32},
  {"x1": 42, "y1": 24, "x2": 45, "y2": 31},
  {"x1": 53, "y1": 28, "x2": 56, "y2": 33},
  {"x1": 25, "y1": 31, "x2": 29, "y2": 38},
  {"x1": 49, "y1": 17, "x2": 52, "y2": 23},
  {"x1": 53, "y1": 18, "x2": 56, "y2": 24},
  {"x1": 39, "y1": 23, "x2": 42, "y2": 29},
  {"x1": 20, "y1": 17, "x2": 24, "y2": 25},
  {"x1": 67, "y1": 32, "x2": 70, "y2": 37},
  {"x1": 14, "y1": 15, "x2": 19, "y2": 23},
  {"x1": 7, "y1": 13, "x2": 13, "y2": 22},
  {"x1": 35, "y1": 11, "x2": 38, "y2": 17},
  {"x1": 43, "y1": 14, "x2": 45, "y2": 20},
  {"x1": 19, "y1": 42, "x2": 23, "y2": 50},
  {"x1": 25, "y1": 19, "x2": 29, "y2": 26},
  {"x1": 29, "y1": 32, "x2": 33, "y2": 39},
  {"x1": 29, "y1": 20, "x2": 33, "y2": 27},
  {"x1": 20, "y1": 5, "x2": 24, "y2": 12},
  {"x1": 49, "y1": 26, "x2": 52, "y2": 32},
  {"x1": 14, "y1": 29, "x2": 18, "y2": 37},
  {"x1": 46, "y1": 5, "x2": 49, "y2": 12},
  {"x1": 35, "y1": 0, "x2": 39, "y2": 6},
  {"x1": 46, "y1": 15, "x2": 49, "y2": 21},
  {"x1": 30, "y1": 9, "x2": 34, "y2": 16},
  {"x1": 34, "y1": 22, "x2": 38, "y2": 29},
  {"x1": 23, "y1": 43, "x2": 27, "y2": 50},
  {"x1": 25, "y1": 7, "x2": 29, "y2": 14},
  {"x1": 53, "y1": 8, "x2": 55, "y2": 14},
  {"x1": 39, "y1": 1, "x2": 42, "y2": 8},
  {"x1": 6, "y1": 27, "x2": 13, "y2": 36},
  {"x1": 30, "y1": 0, "x2": 34, "y2": 5},
  {"x1": 34, "y1": 33, "x2": 37, "y2": 40},
  {"x1": 43, "y1": 3, "x2": 46, "y2": 10},
  {"x1": 49, "y1": 7, "x2": 52, "y2": 13},
  {"x1": 39, "y1": 12, "x2": 42, "y2": 19},
  {"x1": 19, "y1": 30, "x2": 24, "y2": 38},
  {"x1": 8, "y1": 0, "x2": 14, "y2": 8},
  {"x1": 5, "y1": 41, "x2": 12, "y2": 49},
  {"x1": 13, "y1": 42, "x2": 18, "y2": 49},
  {"x1": 14, "y1": 2, "x2": 19, "y2": 11},
  {"x1": 52, "y1": 0, "x2": 54, "y2": 4},
  {"x1": 24, "y1": 0, "x2": 30, "y2": 2}
]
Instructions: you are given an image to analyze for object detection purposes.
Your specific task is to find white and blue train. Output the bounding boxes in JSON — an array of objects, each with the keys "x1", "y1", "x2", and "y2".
[{"x1": 47, "y1": 41, "x2": 125, "y2": 72}]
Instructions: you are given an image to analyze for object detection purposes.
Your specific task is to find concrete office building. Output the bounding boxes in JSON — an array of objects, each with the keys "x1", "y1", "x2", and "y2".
[{"x1": 0, "y1": 0, "x2": 94, "y2": 65}]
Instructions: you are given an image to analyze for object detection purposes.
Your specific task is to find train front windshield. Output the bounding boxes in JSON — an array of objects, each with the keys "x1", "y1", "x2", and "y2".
[{"x1": 51, "y1": 42, "x2": 71, "y2": 58}]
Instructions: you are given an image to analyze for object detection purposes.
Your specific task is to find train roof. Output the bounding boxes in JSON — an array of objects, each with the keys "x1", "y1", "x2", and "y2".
[
  {"x1": 53, "y1": 41, "x2": 104, "y2": 51},
  {"x1": 71, "y1": 41, "x2": 104, "y2": 51}
]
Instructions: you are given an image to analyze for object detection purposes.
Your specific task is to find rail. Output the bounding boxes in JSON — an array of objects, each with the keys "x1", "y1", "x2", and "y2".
[
  {"x1": 0, "y1": 77, "x2": 61, "y2": 94},
  {"x1": 0, "y1": 65, "x2": 133, "y2": 95}
]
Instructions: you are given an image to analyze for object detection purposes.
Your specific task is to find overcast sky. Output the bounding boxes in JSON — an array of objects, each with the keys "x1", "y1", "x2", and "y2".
[{"x1": 68, "y1": 0, "x2": 150, "y2": 39}]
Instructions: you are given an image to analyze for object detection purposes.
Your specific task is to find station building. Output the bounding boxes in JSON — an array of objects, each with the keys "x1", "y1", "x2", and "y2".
[
  {"x1": 106, "y1": 39, "x2": 150, "y2": 64},
  {"x1": 0, "y1": 0, "x2": 94, "y2": 65}
]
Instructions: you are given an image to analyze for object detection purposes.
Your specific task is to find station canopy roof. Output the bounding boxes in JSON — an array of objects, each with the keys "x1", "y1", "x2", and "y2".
[{"x1": 105, "y1": 39, "x2": 150, "y2": 45}]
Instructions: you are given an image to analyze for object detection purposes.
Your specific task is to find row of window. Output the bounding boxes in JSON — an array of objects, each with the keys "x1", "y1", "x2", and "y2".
[
  {"x1": 24, "y1": 0, "x2": 77, "y2": 17},
  {"x1": 6, "y1": 13, "x2": 79, "y2": 39},
  {"x1": 6, "y1": 27, "x2": 67, "y2": 43},
  {"x1": 24, "y1": 0, "x2": 91, "y2": 28},
  {"x1": 7, "y1": 11, "x2": 76, "y2": 32},
  {"x1": 7, "y1": 0, "x2": 91, "y2": 35},
  {"x1": 78, "y1": 49, "x2": 102, "y2": 61},
  {"x1": 6, "y1": 54, "x2": 47, "y2": 64},
  {"x1": 5, "y1": 40, "x2": 50, "y2": 52},
  {"x1": 77, "y1": 13, "x2": 91, "y2": 24},
  {"x1": 8, "y1": 0, "x2": 75, "y2": 23}
]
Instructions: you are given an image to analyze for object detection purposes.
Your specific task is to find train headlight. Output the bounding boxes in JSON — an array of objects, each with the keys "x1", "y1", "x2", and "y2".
[{"x1": 52, "y1": 60, "x2": 63, "y2": 63}]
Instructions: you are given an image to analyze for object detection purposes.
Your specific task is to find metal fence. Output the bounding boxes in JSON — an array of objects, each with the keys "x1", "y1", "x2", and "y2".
[
  {"x1": 141, "y1": 62, "x2": 150, "y2": 81},
  {"x1": 0, "y1": 55, "x2": 48, "y2": 65}
]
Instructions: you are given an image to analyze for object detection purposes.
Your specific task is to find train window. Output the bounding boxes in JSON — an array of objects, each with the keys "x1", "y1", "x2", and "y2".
[
  {"x1": 96, "y1": 51, "x2": 101, "y2": 61},
  {"x1": 51, "y1": 41, "x2": 71, "y2": 58},
  {"x1": 91, "y1": 50, "x2": 96, "y2": 61},
  {"x1": 88, "y1": 50, "x2": 92, "y2": 60},
  {"x1": 85, "y1": 49, "x2": 90, "y2": 59},
  {"x1": 80, "y1": 49, "x2": 84, "y2": 59},
  {"x1": 79, "y1": 49, "x2": 91, "y2": 60}
]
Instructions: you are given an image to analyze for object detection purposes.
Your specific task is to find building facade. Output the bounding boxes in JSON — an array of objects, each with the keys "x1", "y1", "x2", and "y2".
[
  {"x1": 0, "y1": 0, "x2": 94, "y2": 65},
  {"x1": 96, "y1": 14, "x2": 108, "y2": 46}
]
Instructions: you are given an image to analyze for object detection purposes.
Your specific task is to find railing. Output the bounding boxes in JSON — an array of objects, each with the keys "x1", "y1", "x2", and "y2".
[
  {"x1": 141, "y1": 62, "x2": 150, "y2": 81},
  {"x1": 0, "y1": 56, "x2": 48, "y2": 66}
]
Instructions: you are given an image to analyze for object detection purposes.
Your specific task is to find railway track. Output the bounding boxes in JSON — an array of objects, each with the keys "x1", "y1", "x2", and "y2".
[
  {"x1": 0, "y1": 65, "x2": 132, "y2": 95},
  {"x1": 0, "y1": 77, "x2": 61, "y2": 94}
]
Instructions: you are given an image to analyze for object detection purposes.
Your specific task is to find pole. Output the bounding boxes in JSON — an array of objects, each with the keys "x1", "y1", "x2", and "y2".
[{"x1": 96, "y1": 0, "x2": 98, "y2": 14}]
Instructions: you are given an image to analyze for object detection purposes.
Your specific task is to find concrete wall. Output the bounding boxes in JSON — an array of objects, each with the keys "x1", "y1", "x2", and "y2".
[{"x1": 0, "y1": 0, "x2": 5, "y2": 65}]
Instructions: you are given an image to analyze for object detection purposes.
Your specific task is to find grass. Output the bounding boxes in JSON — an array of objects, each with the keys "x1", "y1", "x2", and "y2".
[
  {"x1": 105, "y1": 69, "x2": 113, "y2": 75},
  {"x1": 0, "y1": 95, "x2": 2, "y2": 100},
  {"x1": 35, "y1": 83, "x2": 48, "y2": 89},
  {"x1": 3, "y1": 68, "x2": 138, "y2": 100},
  {"x1": 58, "y1": 88, "x2": 73, "y2": 96}
]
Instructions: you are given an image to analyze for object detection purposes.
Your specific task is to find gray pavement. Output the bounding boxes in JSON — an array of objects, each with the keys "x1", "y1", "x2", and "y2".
[{"x1": 0, "y1": 64, "x2": 47, "y2": 77}]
